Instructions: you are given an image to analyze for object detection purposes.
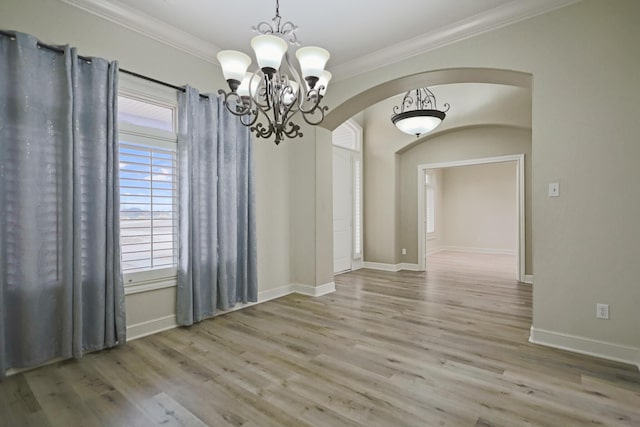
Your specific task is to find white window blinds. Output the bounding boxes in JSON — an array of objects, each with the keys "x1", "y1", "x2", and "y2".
[{"x1": 119, "y1": 142, "x2": 177, "y2": 274}]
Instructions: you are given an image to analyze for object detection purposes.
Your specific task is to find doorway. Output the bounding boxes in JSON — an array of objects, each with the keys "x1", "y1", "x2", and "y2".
[
  {"x1": 417, "y1": 154, "x2": 525, "y2": 282},
  {"x1": 332, "y1": 120, "x2": 363, "y2": 274}
]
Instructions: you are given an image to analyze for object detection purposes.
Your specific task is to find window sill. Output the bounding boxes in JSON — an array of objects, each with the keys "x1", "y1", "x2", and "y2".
[{"x1": 124, "y1": 277, "x2": 177, "y2": 295}]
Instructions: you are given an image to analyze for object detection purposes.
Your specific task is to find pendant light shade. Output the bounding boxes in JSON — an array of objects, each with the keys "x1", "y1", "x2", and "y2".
[
  {"x1": 217, "y1": 50, "x2": 252, "y2": 88},
  {"x1": 250, "y1": 34, "x2": 288, "y2": 73},
  {"x1": 392, "y1": 110, "x2": 445, "y2": 136},
  {"x1": 317, "y1": 70, "x2": 332, "y2": 96},
  {"x1": 295, "y1": 47, "x2": 330, "y2": 88},
  {"x1": 391, "y1": 87, "x2": 450, "y2": 137},
  {"x1": 237, "y1": 72, "x2": 262, "y2": 97}
]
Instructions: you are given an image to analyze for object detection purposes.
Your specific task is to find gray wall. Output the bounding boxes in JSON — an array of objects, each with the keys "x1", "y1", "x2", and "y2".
[{"x1": 441, "y1": 162, "x2": 517, "y2": 254}]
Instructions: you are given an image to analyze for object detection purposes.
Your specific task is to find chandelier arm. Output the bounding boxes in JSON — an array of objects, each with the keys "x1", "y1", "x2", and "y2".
[
  {"x1": 218, "y1": 89, "x2": 252, "y2": 117},
  {"x1": 251, "y1": 122, "x2": 274, "y2": 139},
  {"x1": 297, "y1": 90, "x2": 322, "y2": 114},
  {"x1": 278, "y1": 22, "x2": 300, "y2": 45},
  {"x1": 282, "y1": 121, "x2": 303, "y2": 139},
  {"x1": 300, "y1": 105, "x2": 328, "y2": 126},
  {"x1": 252, "y1": 21, "x2": 276, "y2": 35},
  {"x1": 402, "y1": 91, "x2": 418, "y2": 111},
  {"x1": 252, "y1": 94, "x2": 276, "y2": 130},
  {"x1": 282, "y1": 52, "x2": 304, "y2": 100},
  {"x1": 240, "y1": 107, "x2": 259, "y2": 127},
  {"x1": 278, "y1": 84, "x2": 299, "y2": 118}
]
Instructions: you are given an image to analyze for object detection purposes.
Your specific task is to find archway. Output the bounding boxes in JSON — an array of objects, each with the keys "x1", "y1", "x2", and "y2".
[
  {"x1": 321, "y1": 67, "x2": 532, "y2": 131},
  {"x1": 318, "y1": 67, "x2": 533, "y2": 278}
]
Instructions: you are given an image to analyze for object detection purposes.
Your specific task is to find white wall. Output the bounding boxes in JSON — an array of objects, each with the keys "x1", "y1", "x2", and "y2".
[
  {"x1": 441, "y1": 162, "x2": 517, "y2": 254},
  {"x1": 323, "y1": 0, "x2": 640, "y2": 364}
]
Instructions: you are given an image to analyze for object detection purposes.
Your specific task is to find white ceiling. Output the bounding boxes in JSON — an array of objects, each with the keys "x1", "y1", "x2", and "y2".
[{"x1": 62, "y1": 0, "x2": 579, "y2": 80}]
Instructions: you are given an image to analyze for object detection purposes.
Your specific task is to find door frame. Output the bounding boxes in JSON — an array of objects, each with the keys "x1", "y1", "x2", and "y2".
[{"x1": 417, "y1": 154, "x2": 526, "y2": 282}]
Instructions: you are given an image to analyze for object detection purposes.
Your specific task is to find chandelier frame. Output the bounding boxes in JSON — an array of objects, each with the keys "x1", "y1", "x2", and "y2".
[{"x1": 217, "y1": 0, "x2": 330, "y2": 145}]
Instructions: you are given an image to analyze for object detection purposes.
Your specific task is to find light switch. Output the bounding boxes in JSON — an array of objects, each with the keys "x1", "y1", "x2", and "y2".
[{"x1": 548, "y1": 182, "x2": 560, "y2": 197}]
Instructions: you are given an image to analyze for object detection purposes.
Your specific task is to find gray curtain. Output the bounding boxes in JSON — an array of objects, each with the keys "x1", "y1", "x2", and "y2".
[
  {"x1": 0, "y1": 32, "x2": 125, "y2": 377},
  {"x1": 176, "y1": 87, "x2": 257, "y2": 326}
]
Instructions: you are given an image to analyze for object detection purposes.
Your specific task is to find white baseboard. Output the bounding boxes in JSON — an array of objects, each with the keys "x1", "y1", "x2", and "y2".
[
  {"x1": 441, "y1": 246, "x2": 516, "y2": 256},
  {"x1": 398, "y1": 263, "x2": 420, "y2": 271},
  {"x1": 363, "y1": 262, "x2": 399, "y2": 271},
  {"x1": 127, "y1": 315, "x2": 178, "y2": 341},
  {"x1": 363, "y1": 262, "x2": 420, "y2": 272},
  {"x1": 522, "y1": 275, "x2": 534, "y2": 284},
  {"x1": 6, "y1": 356, "x2": 66, "y2": 377},
  {"x1": 529, "y1": 327, "x2": 639, "y2": 369},
  {"x1": 292, "y1": 281, "x2": 336, "y2": 297},
  {"x1": 127, "y1": 282, "x2": 335, "y2": 341},
  {"x1": 257, "y1": 284, "x2": 295, "y2": 303}
]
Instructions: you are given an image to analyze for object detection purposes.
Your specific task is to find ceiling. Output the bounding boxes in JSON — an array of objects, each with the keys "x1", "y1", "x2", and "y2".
[{"x1": 61, "y1": 0, "x2": 579, "y2": 80}]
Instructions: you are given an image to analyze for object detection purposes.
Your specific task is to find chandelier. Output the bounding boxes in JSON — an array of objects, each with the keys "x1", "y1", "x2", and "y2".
[
  {"x1": 391, "y1": 87, "x2": 450, "y2": 137},
  {"x1": 216, "y1": 0, "x2": 331, "y2": 145}
]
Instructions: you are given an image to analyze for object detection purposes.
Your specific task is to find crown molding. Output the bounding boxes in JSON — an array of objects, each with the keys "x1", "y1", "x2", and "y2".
[
  {"x1": 59, "y1": 0, "x2": 220, "y2": 65},
  {"x1": 60, "y1": 0, "x2": 580, "y2": 77},
  {"x1": 331, "y1": 0, "x2": 581, "y2": 81}
]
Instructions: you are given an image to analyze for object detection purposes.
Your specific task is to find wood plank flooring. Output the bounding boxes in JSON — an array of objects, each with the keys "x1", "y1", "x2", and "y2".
[{"x1": 2, "y1": 251, "x2": 639, "y2": 426}]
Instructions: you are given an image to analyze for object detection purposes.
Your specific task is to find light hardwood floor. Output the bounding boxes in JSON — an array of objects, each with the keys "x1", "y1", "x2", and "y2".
[{"x1": 1, "y1": 251, "x2": 639, "y2": 426}]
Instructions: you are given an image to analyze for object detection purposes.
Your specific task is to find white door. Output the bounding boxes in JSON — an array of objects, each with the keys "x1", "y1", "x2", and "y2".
[{"x1": 333, "y1": 148, "x2": 352, "y2": 273}]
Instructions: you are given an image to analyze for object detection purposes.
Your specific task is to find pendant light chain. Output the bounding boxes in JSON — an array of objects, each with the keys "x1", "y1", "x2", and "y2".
[{"x1": 274, "y1": 0, "x2": 282, "y2": 32}]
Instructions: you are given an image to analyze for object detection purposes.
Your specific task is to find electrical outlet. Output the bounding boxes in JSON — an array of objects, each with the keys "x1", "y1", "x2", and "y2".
[
  {"x1": 596, "y1": 303, "x2": 609, "y2": 320},
  {"x1": 401, "y1": 248, "x2": 407, "y2": 255}
]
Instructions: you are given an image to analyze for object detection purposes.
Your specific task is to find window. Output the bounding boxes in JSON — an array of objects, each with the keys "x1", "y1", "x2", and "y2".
[
  {"x1": 118, "y1": 95, "x2": 174, "y2": 132},
  {"x1": 119, "y1": 141, "x2": 177, "y2": 274},
  {"x1": 118, "y1": 77, "x2": 178, "y2": 284},
  {"x1": 426, "y1": 173, "x2": 435, "y2": 234},
  {"x1": 332, "y1": 120, "x2": 362, "y2": 151}
]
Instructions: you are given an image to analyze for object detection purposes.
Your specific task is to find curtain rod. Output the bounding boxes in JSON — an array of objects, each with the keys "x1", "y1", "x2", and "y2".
[
  {"x1": 0, "y1": 30, "x2": 211, "y2": 99},
  {"x1": 0, "y1": 29, "x2": 93, "y2": 62},
  {"x1": 119, "y1": 69, "x2": 211, "y2": 99}
]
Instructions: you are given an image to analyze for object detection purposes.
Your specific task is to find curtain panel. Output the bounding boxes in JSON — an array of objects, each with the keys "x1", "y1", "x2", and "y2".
[
  {"x1": 176, "y1": 87, "x2": 257, "y2": 326},
  {"x1": 0, "y1": 32, "x2": 125, "y2": 377}
]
